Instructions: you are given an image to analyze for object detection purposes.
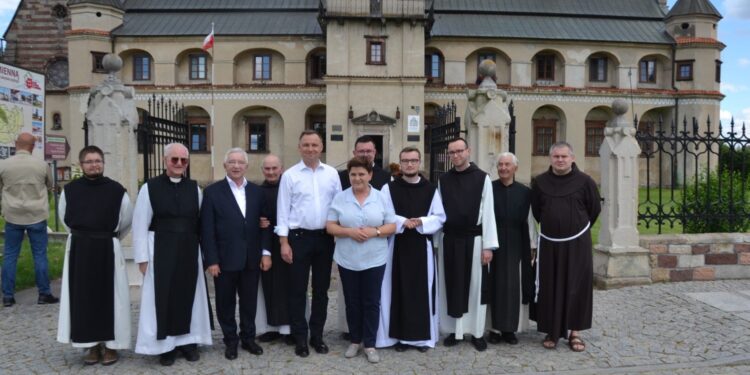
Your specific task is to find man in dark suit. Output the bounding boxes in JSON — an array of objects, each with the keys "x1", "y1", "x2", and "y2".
[
  {"x1": 201, "y1": 148, "x2": 272, "y2": 360},
  {"x1": 338, "y1": 135, "x2": 391, "y2": 190}
]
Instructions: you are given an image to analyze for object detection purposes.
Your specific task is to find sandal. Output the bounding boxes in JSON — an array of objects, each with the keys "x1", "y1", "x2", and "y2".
[
  {"x1": 567, "y1": 335, "x2": 585, "y2": 352},
  {"x1": 542, "y1": 335, "x2": 557, "y2": 349}
]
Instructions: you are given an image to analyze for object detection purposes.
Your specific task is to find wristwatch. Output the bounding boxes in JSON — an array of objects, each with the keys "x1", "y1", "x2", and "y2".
[{"x1": 375, "y1": 227, "x2": 381, "y2": 237}]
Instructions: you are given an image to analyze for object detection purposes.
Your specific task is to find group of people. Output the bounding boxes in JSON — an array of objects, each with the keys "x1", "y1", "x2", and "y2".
[{"x1": 0, "y1": 130, "x2": 601, "y2": 367}]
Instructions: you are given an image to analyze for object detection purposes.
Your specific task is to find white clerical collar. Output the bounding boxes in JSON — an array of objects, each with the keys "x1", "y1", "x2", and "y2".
[{"x1": 169, "y1": 177, "x2": 182, "y2": 183}]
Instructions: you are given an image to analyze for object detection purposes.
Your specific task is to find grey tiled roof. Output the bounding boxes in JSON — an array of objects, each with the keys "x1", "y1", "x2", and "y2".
[
  {"x1": 430, "y1": 0, "x2": 666, "y2": 19},
  {"x1": 68, "y1": 0, "x2": 124, "y2": 10},
  {"x1": 111, "y1": 12, "x2": 322, "y2": 36},
  {"x1": 109, "y1": 0, "x2": 673, "y2": 44},
  {"x1": 431, "y1": 14, "x2": 673, "y2": 44},
  {"x1": 666, "y1": 0, "x2": 722, "y2": 19}
]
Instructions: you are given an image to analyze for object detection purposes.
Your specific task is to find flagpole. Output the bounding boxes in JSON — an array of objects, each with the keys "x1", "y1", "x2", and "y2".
[{"x1": 210, "y1": 22, "x2": 215, "y2": 178}]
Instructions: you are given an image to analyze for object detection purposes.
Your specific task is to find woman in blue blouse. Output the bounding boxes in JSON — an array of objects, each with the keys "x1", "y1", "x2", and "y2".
[{"x1": 327, "y1": 157, "x2": 396, "y2": 363}]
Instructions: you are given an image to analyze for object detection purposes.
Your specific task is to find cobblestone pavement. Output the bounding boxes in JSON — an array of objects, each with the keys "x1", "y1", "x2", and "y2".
[{"x1": 1, "y1": 278, "x2": 749, "y2": 374}]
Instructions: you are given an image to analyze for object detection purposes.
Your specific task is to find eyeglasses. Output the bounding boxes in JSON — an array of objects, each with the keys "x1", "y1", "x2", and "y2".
[
  {"x1": 400, "y1": 159, "x2": 420, "y2": 165},
  {"x1": 81, "y1": 160, "x2": 104, "y2": 165},
  {"x1": 447, "y1": 149, "x2": 466, "y2": 156},
  {"x1": 226, "y1": 160, "x2": 247, "y2": 166},
  {"x1": 169, "y1": 157, "x2": 189, "y2": 165}
]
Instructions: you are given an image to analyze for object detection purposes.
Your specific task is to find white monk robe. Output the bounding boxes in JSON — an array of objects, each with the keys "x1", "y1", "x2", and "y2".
[
  {"x1": 57, "y1": 192, "x2": 133, "y2": 349},
  {"x1": 437, "y1": 176, "x2": 498, "y2": 339},
  {"x1": 132, "y1": 182, "x2": 212, "y2": 355},
  {"x1": 376, "y1": 183, "x2": 445, "y2": 348}
]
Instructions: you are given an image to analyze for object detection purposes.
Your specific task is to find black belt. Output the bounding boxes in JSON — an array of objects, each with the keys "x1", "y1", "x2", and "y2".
[
  {"x1": 71, "y1": 229, "x2": 118, "y2": 239},
  {"x1": 289, "y1": 228, "x2": 327, "y2": 236},
  {"x1": 149, "y1": 218, "x2": 198, "y2": 233},
  {"x1": 443, "y1": 224, "x2": 482, "y2": 237}
]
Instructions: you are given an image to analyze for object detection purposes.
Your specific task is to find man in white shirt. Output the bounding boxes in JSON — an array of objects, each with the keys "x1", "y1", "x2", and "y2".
[{"x1": 277, "y1": 130, "x2": 342, "y2": 358}]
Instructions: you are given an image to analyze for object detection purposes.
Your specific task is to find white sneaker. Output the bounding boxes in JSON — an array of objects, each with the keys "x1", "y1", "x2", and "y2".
[
  {"x1": 364, "y1": 348, "x2": 379, "y2": 363},
  {"x1": 344, "y1": 343, "x2": 360, "y2": 358}
]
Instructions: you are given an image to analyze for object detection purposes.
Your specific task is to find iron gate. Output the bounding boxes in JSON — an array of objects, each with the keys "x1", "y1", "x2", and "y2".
[
  {"x1": 138, "y1": 94, "x2": 190, "y2": 179},
  {"x1": 428, "y1": 101, "x2": 461, "y2": 182}
]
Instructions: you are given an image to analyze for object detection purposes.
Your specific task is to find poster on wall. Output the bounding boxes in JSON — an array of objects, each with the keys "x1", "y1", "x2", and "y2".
[{"x1": 0, "y1": 62, "x2": 45, "y2": 159}]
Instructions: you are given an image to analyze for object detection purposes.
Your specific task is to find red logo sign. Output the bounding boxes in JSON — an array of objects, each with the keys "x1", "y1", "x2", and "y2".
[{"x1": 24, "y1": 73, "x2": 41, "y2": 90}]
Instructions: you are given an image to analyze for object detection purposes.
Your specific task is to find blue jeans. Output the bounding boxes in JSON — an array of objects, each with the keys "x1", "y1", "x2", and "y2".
[{"x1": 2, "y1": 220, "x2": 50, "y2": 298}]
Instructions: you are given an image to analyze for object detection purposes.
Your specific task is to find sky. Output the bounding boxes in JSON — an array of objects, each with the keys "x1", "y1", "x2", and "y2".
[{"x1": 1, "y1": 0, "x2": 748, "y2": 128}]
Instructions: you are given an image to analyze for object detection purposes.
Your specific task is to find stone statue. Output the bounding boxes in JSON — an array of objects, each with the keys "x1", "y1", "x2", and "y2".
[
  {"x1": 593, "y1": 99, "x2": 651, "y2": 289},
  {"x1": 465, "y1": 59, "x2": 511, "y2": 178},
  {"x1": 85, "y1": 53, "x2": 139, "y2": 198}
]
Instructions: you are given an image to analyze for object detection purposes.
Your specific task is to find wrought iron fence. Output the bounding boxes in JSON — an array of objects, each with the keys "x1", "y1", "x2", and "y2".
[
  {"x1": 137, "y1": 94, "x2": 190, "y2": 180},
  {"x1": 636, "y1": 115, "x2": 749, "y2": 233},
  {"x1": 428, "y1": 101, "x2": 461, "y2": 183}
]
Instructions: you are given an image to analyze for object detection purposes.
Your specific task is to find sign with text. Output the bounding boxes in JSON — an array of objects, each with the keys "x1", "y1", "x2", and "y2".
[
  {"x1": 45, "y1": 135, "x2": 69, "y2": 161},
  {"x1": 0, "y1": 62, "x2": 45, "y2": 159}
]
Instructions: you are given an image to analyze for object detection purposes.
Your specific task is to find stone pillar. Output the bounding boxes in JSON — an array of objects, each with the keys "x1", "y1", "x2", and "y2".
[
  {"x1": 85, "y1": 53, "x2": 141, "y2": 291},
  {"x1": 465, "y1": 60, "x2": 511, "y2": 177},
  {"x1": 593, "y1": 99, "x2": 652, "y2": 288}
]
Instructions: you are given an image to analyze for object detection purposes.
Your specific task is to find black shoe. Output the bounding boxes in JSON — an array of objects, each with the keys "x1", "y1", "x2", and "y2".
[
  {"x1": 488, "y1": 332, "x2": 502, "y2": 344},
  {"x1": 295, "y1": 344, "x2": 309, "y2": 358},
  {"x1": 3, "y1": 297, "x2": 15, "y2": 307},
  {"x1": 309, "y1": 337, "x2": 329, "y2": 354},
  {"x1": 224, "y1": 342, "x2": 238, "y2": 360},
  {"x1": 241, "y1": 340, "x2": 263, "y2": 355},
  {"x1": 471, "y1": 336, "x2": 487, "y2": 352},
  {"x1": 283, "y1": 335, "x2": 296, "y2": 346},
  {"x1": 178, "y1": 344, "x2": 199, "y2": 362},
  {"x1": 37, "y1": 293, "x2": 59, "y2": 304},
  {"x1": 340, "y1": 332, "x2": 351, "y2": 341},
  {"x1": 443, "y1": 334, "x2": 458, "y2": 347},
  {"x1": 258, "y1": 332, "x2": 281, "y2": 343},
  {"x1": 502, "y1": 332, "x2": 519, "y2": 345},
  {"x1": 417, "y1": 346, "x2": 429, "y2": 353},
  {"x1": 159, "y1": 350, "x2": 176, "y2": 366},
  {"x1": 394, "y1": 343, "x2": 409, "y2": 352}
]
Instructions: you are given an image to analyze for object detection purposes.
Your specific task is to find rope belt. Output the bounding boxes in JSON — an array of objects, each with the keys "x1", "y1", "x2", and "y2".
[{"x1": 534, "y1": 221, "x2": 591, "y2": 303}]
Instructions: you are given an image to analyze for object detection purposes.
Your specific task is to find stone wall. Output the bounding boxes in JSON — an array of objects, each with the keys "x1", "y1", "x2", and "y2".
[
  {"x1": 642, "y1": 233, "x2": 750, "y2": 283},
  {"x1": 2, "y1": 0, "x2": 70, "y2": 74}
]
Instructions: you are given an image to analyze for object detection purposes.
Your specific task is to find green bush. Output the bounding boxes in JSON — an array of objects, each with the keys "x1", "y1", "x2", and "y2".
[
  {"x1": 719, "y1": 143, "x2": 750, "y2": 175},
  {"x1": 681, "y1": 169, "x2": 750, "y2": 233}
]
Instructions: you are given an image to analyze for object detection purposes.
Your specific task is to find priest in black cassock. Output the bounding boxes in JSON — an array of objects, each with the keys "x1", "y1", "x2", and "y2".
[
  {"x1": 437, "y1": 138, "x2": 498, "y2": 352},
  {"x1": 488, "y1": 152, "x2": 537, "y2": 346},
  {"x1": 375, "y1": 147, "x2": 445, "y2": 351},
  {"x1": 337, "y1": 135, "x2": 391, "y2": 338},
  {"x1": 133, "y1": 143, "x2": 212, "y2": 366},
  {"x1": 531, "y1": 142, "x2": 601, "y2": 352},
  {"x1": 57, "y1": 146, "x2": 132, "y2": 366},
  {"x1": 255, "y1": 154, "x2": 294, "y2": 345}
]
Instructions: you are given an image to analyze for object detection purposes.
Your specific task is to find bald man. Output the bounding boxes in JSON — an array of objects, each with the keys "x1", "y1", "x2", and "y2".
[
  {"x1": 0, "y1": 133, "x2": 57, "y2": 307},
  {"x1": 256, "y1": 155, "x2": 295, "y2": 344}
]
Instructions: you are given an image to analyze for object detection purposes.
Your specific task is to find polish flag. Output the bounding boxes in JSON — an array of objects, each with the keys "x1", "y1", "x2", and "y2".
[{"x1": 202, "y1": 28, "x2": 214, "y2": 51}]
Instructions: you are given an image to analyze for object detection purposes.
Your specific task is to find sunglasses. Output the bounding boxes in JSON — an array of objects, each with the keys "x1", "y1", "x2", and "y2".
[{"x1": 169, "y1": 157, "x2": 189, "y2": 165}]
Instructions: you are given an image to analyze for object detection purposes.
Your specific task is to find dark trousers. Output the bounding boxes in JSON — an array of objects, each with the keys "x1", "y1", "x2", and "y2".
[
  {"x1": 338, "y1": 264, "x2": 386, "y2": 349},
  {"x1": 214, "y1": 268, "x2": 259, "y2": 345},
  {"x1": 288, "y1": 229, "x2": 334, "y2": 343}
]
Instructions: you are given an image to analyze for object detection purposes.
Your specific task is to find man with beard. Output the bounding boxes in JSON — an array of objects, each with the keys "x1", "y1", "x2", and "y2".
[
  {"x1": 337, "y1": 135, "x2": 391, "y2": 339},
  {"x1": 375, "y1": 147, "x2": 445, "y2": 352},
  {"x1": 255, "y1": 154, "x2": 295, "y2": 345},
  {"x1": 488, "y1": 152, "x2": 537, "y2": 346},
  {"x1": 133, "y1": 143, "x2": 212, "y2": 365},
  {"x1": 57, "y1": 146, "x2": 132, "y2": 366},
  {"x1": 437, "y1": 138, "x2": 498, "y2": 352},
  {"x1": 531, "y1": 142, "x2": 601, "y2": 352}
]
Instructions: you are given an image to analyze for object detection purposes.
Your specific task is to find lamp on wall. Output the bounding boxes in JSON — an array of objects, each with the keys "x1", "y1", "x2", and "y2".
[
  {"x1": 348, "y1": 106, "x2": 354, "y2": 119},
  {"x1": 396, "y1": 107, "x2": 400, "y2": 119}
]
